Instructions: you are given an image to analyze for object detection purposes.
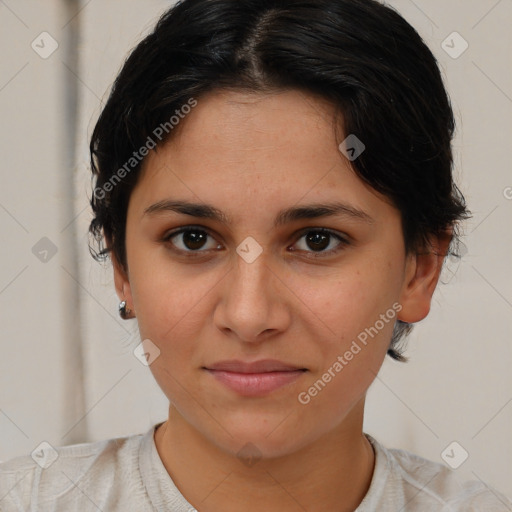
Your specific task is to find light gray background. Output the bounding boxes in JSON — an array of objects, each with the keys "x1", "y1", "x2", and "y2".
[{"x1": 1, "y1": 0, "x2": 511, "y2": 500}]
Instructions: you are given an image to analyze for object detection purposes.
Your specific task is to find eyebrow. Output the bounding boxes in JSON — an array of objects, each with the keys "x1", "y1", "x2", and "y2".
[{"x1": 143, "y1": 199, "x2": 374, "y2": 227}]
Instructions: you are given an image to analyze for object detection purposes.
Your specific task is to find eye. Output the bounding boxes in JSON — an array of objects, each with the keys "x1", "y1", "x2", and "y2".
[
  {"x1": 291, "y1": 228, "x2": 349, "y2": 258},
  {"x1": 161, "y1": 226, "x2": 349, "y2": 258},
  {"x1": 162, "y1": 226, "x2": 221, "y2": 254}
]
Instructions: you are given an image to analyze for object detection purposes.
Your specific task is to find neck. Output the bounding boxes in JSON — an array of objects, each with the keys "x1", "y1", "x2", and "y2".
[{"x1": 154, "y1": 400, "x2": 375, "y2": 512}]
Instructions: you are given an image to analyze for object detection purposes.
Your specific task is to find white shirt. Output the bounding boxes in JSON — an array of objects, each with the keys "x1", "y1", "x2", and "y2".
[{"x1": 0, "y1": 423, "x2": 510, "y2": 511}]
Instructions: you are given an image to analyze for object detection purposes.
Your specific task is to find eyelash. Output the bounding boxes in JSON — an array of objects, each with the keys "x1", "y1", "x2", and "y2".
[{"x1": 161, "y1": 225, "x2": 350, "y2": 259}]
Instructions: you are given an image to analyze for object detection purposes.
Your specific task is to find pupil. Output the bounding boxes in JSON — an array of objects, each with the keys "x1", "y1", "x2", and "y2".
[
  {"x1": 307, "y1": 232, "x2": 329, "y2": 251},
  {"x1": 184, "y1": 231, "x2": 206, "y2": 250}
]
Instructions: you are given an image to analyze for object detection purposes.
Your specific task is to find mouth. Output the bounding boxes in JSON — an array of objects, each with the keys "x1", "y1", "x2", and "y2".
[{"x1": 203, "y1": 359, "x2": 308, "y2": 396}]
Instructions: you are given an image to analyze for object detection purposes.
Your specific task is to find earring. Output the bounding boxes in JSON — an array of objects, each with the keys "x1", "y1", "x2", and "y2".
[{"x1": 119, "y1": 300, "x2": 134, "y2": 319}]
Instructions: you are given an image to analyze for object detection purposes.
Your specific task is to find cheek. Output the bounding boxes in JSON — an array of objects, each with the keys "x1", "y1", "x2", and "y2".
[
  {"x1": 296, "y1": 295, "x2": 397, "y2": 420},
  {"x1": 132, "y1": 269, "x2": 213, "y2": 400},
  {"x1": 294, "y1": 263, "x2": 402, "y2": 408},
  {"x1": 129, "y1": 254, "x2": 218, "y2": 349},
  {"x1": 297, "y1": 259, "x2": 400, "y2": 338}
]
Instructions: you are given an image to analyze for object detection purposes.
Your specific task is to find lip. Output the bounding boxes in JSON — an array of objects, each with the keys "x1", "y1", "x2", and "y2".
[
  {"x1": 204, "y1": 359, "x2": 307, "y2": 397},
  {"x1": 205, "y1": 359, "x2": 306, "y2": 373}
]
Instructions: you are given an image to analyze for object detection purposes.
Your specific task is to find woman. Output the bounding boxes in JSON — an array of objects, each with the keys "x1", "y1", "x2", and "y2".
[{"x1": 1, "y1": 0, "x2": 510, "y2": 510}]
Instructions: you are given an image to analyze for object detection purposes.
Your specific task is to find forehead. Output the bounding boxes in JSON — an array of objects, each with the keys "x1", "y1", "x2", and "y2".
[
  {"x1": 130, "y1": 89, "x2": 395, "y2": 224},
  {"x1": 161, "y1": 88, "x2": 339, "y2": 164}
]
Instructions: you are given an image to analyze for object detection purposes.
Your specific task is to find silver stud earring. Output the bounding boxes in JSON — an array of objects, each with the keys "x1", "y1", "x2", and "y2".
[{"x1": 119, "y1": 300, "x2": 134, "y2": 319}]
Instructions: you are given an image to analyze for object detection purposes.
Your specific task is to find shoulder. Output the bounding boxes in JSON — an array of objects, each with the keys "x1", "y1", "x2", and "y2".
[
  {"x1": 365, "y1": 435, "x2": 512, "y2": 511},
  {"x1": 0, "y1": 432, "x2": 145, "y2": 511}
]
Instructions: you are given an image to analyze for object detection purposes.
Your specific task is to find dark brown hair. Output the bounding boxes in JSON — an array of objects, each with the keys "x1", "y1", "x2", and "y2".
[{"x1": 88, "y1": 0, "x2": 469, "y2": 361}]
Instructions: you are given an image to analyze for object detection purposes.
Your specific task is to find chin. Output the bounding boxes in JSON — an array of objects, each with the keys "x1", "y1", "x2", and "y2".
[{"x1": 206, "y1": 419, "x2": 316, "y2": 462}]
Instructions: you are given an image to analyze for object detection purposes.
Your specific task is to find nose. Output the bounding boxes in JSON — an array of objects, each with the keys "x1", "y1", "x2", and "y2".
[{"x1": 213, "y1": 247, "x2": 291, "y2": 344}]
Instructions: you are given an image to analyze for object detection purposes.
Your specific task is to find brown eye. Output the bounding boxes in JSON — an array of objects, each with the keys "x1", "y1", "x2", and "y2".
[
  {"x1": 163, "y1": 228, "x2": 220, "y2": 253},
  {"x1": 162, "y1": 226, "x2": 349, "y2": 259},
  {"x1": 292, "y1": 228, "x2": 349, "y2": 257},
  {"x1": 180, "y1": 230, "x2": 208, "y2": 250},
  {"x1": 305, "y1": 231, "x2": 331, "y2": 251}
]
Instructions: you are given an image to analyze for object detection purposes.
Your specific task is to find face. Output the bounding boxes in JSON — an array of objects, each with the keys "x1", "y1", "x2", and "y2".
[{"x1": 113, "y1": 89, "x2": 442, "y2": 458}]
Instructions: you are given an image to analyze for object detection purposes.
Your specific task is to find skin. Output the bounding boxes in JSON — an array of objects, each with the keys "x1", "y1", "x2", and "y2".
[{"x1": 111, "y1": 89, "x2": 451, "y2": 512}]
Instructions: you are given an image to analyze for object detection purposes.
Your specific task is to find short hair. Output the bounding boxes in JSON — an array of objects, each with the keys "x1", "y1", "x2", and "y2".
[{"x1": 88, "y1": 0, "x2": 470, "y2": 361}]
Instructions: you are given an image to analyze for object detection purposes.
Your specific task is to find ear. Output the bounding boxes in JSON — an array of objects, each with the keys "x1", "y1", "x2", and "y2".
[
  {"x1": 107, "y1": 235, "x2": 134, "y2": 312},
  {"x1": 397, "y1": 229, "x2": 453, "y2": 323}
]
